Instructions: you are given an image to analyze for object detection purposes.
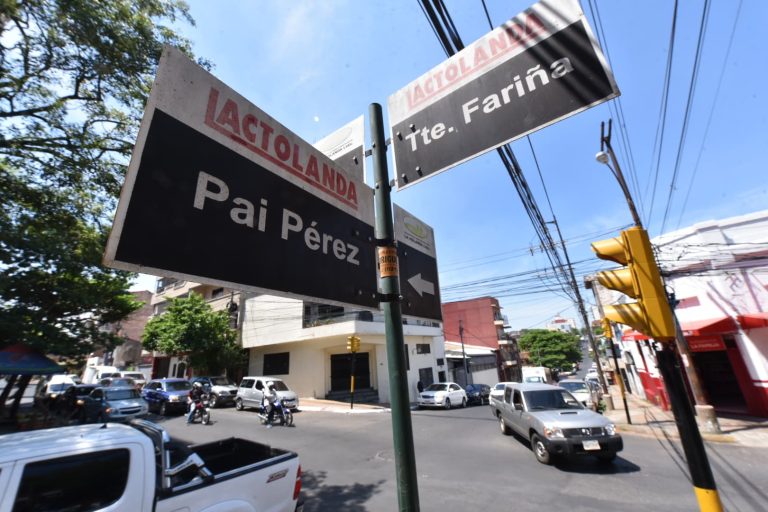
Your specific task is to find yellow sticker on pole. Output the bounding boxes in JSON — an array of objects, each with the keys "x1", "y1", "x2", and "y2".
[{"x1": 378, "y1": 247, "x2": 399, "y2": 277}]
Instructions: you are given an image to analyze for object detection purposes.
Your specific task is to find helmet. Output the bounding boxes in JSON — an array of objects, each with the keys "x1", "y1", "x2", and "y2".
[{"x1": 193, "y1": 381, "x2": 203, "y2": 388}]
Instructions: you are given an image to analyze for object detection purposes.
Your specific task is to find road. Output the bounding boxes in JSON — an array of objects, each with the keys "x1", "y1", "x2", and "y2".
[{"x1": 162, "y1": 402, "x2": 767, "y2": 512}]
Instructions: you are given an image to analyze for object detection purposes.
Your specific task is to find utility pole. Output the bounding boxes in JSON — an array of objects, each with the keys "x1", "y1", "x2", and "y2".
[
  {"x1": 459, "y1": 320, "x2": 469, "y2": 386},
  {"x1": 547, "y1": 218, "x2": 610, "y2": 394}
]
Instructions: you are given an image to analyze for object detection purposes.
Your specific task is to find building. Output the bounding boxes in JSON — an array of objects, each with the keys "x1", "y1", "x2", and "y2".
[
  {"x1": 594, "y1": 210, "x2": 768, "y2": 417},
  {"x1": 93, "y1": 290, "x2": 154, "y2": 375},
  {"x1": 546, "y1": 316, "x2": 577, "y2": 333},
  {"x1": 441, "y1": 297, "x2": 521, "y2": 385},
  {"x1": 241, "y1": 295, "x2": 444, "y2": 403}
]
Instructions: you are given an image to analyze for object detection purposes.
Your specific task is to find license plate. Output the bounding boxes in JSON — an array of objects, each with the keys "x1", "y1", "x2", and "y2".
[{"x1": 583, "y1": 440, "x2": 600, "y2": 451}]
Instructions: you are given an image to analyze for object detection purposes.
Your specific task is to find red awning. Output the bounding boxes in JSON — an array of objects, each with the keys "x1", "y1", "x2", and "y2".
[
  {"x1": 680, "y1": 317, "x2": 738, "y2": 337},
  {"x1": 738, "y1": 312, "x2": 768, "y2": 330},
  {"x1": 621, "y1": 330, "x2": 650, "y2": 341}
]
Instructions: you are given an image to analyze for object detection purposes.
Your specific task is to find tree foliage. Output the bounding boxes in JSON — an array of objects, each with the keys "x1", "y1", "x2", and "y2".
[
  {"x1": 142, "y1": 294, "x2": 242, "y2": 375},
  {"x1": 0, "y1": 0, "x2": 200, "y2": 356},
  {"x1": 518, "y1": 329, "x2": 581, "y2": 370}
]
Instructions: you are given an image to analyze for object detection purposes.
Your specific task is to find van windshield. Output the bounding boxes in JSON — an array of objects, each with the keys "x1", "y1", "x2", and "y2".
[{"x1": 271, "y1": 381, "x2": 289, "y2": 391}]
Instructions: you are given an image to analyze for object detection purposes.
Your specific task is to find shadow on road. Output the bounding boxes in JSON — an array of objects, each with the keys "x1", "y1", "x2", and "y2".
[{"x1": 300, "y1": 470, "x2": 383, "y2": 512}]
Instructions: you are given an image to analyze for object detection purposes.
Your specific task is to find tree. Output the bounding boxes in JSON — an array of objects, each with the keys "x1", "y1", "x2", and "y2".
[
  {"x1": 0, "y1": 1, "x2": 202, "y2": 357},
  {"x1": 518, "y1": 329, "x2": 581, "y2": 371},
  {"x1": 142, "y1": 294, "x2": 243, "y2": 375}
]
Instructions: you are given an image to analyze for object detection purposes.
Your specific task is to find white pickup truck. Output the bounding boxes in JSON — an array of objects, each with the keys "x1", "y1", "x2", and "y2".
[{"x1": 0, "y1": 419, "x2": 303, "y2": 512}]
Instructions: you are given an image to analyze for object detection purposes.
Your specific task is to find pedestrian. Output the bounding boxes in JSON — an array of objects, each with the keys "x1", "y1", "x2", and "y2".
[{"x1": 417, "y1": 381, "x2": 424, "y2": 393}]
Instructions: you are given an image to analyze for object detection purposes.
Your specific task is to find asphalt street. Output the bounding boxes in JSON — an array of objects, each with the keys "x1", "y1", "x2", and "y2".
[{"x1": 162, "y1": 402, "x2": 768, "y2": 512}]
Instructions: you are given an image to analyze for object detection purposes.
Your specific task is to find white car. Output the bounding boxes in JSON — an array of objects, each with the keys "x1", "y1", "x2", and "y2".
[
  {"x1": 489, "y1": 382, "x2": 516, "y2": 410},
  {"x1": 417, "y1": 382, "x2": 467, "y2": 409},
  {"x1": 558, "y1": 379, "x2": 598, "y2": 411}
]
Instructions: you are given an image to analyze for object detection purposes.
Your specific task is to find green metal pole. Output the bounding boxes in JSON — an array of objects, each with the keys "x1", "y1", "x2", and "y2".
[{"x1": 369, "y1": 103, "x2": 420, "y2": 512}]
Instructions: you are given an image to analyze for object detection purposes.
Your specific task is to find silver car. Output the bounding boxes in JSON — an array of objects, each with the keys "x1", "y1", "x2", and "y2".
[
  {"x1": 84, "y1": 386, "x2": 149, "y2": 423},
  {"x1": 558, "y1": 379, "x2": 599, "y2": 411},
  {"x1": 494, "y1": 383, "x2": 622, "y2": 464}
]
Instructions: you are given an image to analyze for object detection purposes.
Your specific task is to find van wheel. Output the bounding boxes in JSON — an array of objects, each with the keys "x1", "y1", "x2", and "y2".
[
  {"x1": 461, "y1": 397, "x2": 467, "y2": 408},
  {"x1": 235, "y1": 398, "x2": 244, "y2": 411},
  {"x1": 443, "y1": 398, "x2": 451, "y2": 410},
  {"x1": 499, "y1": 416, "x2": 512, "y2": 436},
  {"x1": 531, "y1": 434, "x2": 552, "y2": 465},
  {"x1": 209, "y1": 394, "x2": 218, "y2": 408},
  {"x1": 159, "y1": 402, "x2": 167, "y2": 416}
]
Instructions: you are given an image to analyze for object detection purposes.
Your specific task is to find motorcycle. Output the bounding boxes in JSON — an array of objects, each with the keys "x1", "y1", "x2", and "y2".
[
  {"x1": 188, "y1": 393, "x2": 211, "y2": 425},
  {"x1": 258, "y1": 397, "x2": 293, "y2": 427}
]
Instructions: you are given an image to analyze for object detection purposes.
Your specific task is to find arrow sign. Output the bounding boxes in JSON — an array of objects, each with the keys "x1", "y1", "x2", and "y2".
[
  {"x1": 394, "y1": 205, "x2": 442, "y2": 321},
  {"x1": 407, "y1": 273, "x2": 435, "y2": 297}
]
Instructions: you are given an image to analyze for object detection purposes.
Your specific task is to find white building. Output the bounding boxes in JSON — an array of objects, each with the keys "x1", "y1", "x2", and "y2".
[
  {"x1": 241, "y1": 295, "x2": 445, "y2": 403},
  {"x1": 547, "y1": 316, "x2": 577, "y2": 333}
]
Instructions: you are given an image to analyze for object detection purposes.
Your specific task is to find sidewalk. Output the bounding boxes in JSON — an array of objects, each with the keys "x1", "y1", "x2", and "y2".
[
  {"x1": 603, "y1": 385, "x2": 768, "y2": 447},
  {"x1": 298, "y1": 398, "x2": 388, "y2": 414}
]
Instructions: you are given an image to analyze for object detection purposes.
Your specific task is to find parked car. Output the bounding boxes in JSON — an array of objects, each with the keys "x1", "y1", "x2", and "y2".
[
  {"x1": 53, "y1": 383, "x2": 98, "y2": 420},
  {"x1": 558, "y1": 379, "x2": 599, "y2": 411},
  {"x1": 82, "y1": 386, "x2": 149, "y2": 423},
  {"x1": 464, "y1": 383, "x2": 491, "y2": 405},
  {"x1": 235, "y1": 377, "x2": 299, "y2": 411},
  {"x1": 119, "y1": 371, "x2": 147, "y2": 389},
  {"x1": 417, "y1": 382, "x2": 467, "y2": 409},
  {"x1": 190, "y1": 376, "x2": 238, "y2": 408},
  {"x1": 99, "y1": 377, "x2": 137, "y2": 388},
  {"x1": 33, "y1": 374, "x2": 81, "y2": 407},
  {"x1": 142, "y1": 378, "x2": 192, "y2": 415},
  {"x1": 489, "y1": 382, "x2": 516, "y2": 410},
  {"x1": 493, "y1": 383, "x2": 622, "y2": 464}
]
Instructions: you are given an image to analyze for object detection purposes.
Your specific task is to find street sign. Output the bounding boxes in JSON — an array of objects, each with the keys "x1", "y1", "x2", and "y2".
[
  {"x1": 104, "y1": 47, "x2": 378, "y2": 309},
  {"x1": 394, "y1": 205, "x2": 442, "y2": 321},
  {"x1": 313, "y1": 115, "x2": 366, "y2": 185},
  {"x1": 387, "y1": 0, "x2": 619, "y2": 189}
]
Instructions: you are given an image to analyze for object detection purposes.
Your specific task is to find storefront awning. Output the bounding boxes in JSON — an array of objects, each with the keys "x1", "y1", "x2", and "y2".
[
  {"x1": 738, "y1": 312, "x2": 768, "y2": 329},
  {"x1": 621, "y1": 330, "x2": 650, "y2": 341},
  {"x1": 680, "y1": 316, "x2": 739, "y2": 336}
]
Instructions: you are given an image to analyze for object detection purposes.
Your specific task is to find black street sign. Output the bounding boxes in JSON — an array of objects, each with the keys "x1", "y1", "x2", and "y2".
[
  {"x1": 394, "y1": 205, "x2": 442, "y2": 321},
  {"x1": 387, "y1": 0, "x2": 619, "y2": 189},
  {"x1": 104, "y1": 47, "x2": 378, "y2": 309}
]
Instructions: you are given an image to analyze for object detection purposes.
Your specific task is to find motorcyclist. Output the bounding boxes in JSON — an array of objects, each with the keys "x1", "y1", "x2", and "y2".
[
  {"x1": 263, "y1": 381, "x2": 277, "y2": 428},
  {"x1": 187, "y1": 381, "x2": 204, "y2": 424}
]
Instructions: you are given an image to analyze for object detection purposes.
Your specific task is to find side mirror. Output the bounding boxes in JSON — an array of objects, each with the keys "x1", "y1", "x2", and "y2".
[{"x1": 514, "y1": 403, "x2": 523, "y2": 411}]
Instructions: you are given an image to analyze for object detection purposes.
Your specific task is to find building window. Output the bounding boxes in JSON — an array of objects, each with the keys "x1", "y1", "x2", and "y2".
[
  {"x1": 303, "y1": 302, "x2": 345, "y2": 327},
  {"x1": 264, "y1": 352, "x2": 290, "y2": 375},
  {"x1": 416, "y1": 344, "x2": 431, "y2": 354},
  {"x1": 14, "y1": 449, "x2": 130, "y2": 512},
  {"x1": 436, "y1": 358, "x2": 444, "y2": 366},
  {"x1": 211, "y1": 287, "x2": 225, "y2": 299}
]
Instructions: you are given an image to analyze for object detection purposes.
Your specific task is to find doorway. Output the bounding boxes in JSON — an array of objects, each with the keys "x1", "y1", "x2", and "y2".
[
  {"x1": 691, "y1": 349, "x2": 747, "y2": 413},
  {"x1": 330, "y1": 353, "x2": 370, "y2": 391}
]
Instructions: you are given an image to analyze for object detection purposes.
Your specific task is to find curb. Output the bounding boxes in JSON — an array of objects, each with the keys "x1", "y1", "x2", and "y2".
[{"x1": 613, "y1": 422, "x2": 737, "y2": 444}]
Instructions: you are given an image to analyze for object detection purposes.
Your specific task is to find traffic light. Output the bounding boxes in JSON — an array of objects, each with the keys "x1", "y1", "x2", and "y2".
[
  {"x1": 347, "y1": 335, "x2": 360, "y2": 353},
  {"x1": 591, "y1": 227, "x2": 675, "y2": 340},
  {"x1": 602, "y1": 317, "x2": 613, "y2": 340}
]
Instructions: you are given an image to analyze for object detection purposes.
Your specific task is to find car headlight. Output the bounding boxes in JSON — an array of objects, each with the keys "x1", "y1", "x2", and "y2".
[
  {"x1": 605, "y1": 424, "x2": 616, "y2": 436},
  {"x1": 76, "y1": 399, "x2": 84, "y2": 406},
  {"x1": 543, "y1": 426, "x2": 564, "y2": 439},
  {"x1": 169, "y1": 395, "x2": 179, "y2": 402}
]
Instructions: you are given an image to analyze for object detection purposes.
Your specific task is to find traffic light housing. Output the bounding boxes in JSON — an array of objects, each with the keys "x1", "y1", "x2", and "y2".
[
  {"x1": 591, "y1": 227, "x2": 675, "y2": 340},
  {"x1": 602, "y1": 317, "x2": 613, "y2": 340},
  {"x1": 347, "y1": 335, "x2": 361, "y2": 353}
]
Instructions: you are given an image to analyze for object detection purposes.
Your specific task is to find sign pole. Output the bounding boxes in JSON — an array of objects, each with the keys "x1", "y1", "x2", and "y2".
[
  {"x1": 349, "y1": 351, "x2": 356, "y2": 410},
  {"x1": 370, "y1": 103, "x2": 420, "y2": 512}
]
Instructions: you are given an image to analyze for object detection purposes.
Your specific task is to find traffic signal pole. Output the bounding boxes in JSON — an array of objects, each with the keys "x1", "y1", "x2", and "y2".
[
  {"x1": 596, "y1": 120, "x2": 722, "y2": 511},
  {"x1": 370, "y1": 103, "x2": 420, "y2": 512}
]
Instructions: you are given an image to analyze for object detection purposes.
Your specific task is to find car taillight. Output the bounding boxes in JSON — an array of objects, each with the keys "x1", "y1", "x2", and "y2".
[{"x1": 293, "y1": 464, "x2": 302, "y2": 501}]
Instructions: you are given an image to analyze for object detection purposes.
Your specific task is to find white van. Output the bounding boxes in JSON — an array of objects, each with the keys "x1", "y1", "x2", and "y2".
[
  {"x1": 34, "y1": 374, "x2": 81, "y2": 405},
  {"x1": 81, "y1": 365, "x2": 120, "y2": 384},
  {"x1": 521, "y1": 366, "x2": 554, "y2": 384}
]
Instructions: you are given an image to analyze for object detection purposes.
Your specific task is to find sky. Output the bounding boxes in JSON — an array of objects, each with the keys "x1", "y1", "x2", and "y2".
[{"x1": 130, "y1": 0, "x2": 767, "y2": 331}]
